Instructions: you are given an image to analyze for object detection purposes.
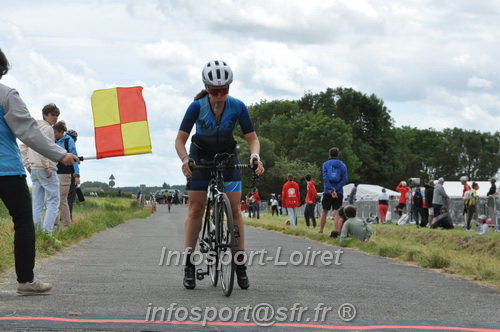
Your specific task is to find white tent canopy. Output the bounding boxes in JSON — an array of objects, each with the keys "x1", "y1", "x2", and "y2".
[
  {"x1": 343, "y1": 183, "x2": 400, "y2": 201},
  {"x1": 438, "y1": 181, "x2": 493, "y2": 198}
]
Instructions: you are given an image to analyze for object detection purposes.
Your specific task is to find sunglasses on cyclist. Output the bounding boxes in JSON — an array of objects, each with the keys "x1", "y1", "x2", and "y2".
[{"x1": 207, "y1": 87, "x2": 229, "y2": 96}]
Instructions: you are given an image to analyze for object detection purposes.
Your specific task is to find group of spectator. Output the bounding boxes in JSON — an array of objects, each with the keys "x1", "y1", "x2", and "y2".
[
  {"x1": 249, "y1": 147, "x2": 372, "y2": 243},
  {"x1": 20, "y1": 104, "x2": 81, "y2": 236},
  {"x1": 245, "y1": 145, "x2": 498, "y2": 241},
  {"x1": 242, "y1": 188, "x2": 261, "y2": 219},
  {"x1": 379, "y1": 176, "x2": 498, "y2": 232}
]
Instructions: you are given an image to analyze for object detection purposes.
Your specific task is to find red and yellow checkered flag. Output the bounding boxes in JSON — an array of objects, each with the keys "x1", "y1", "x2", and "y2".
[{"x1": 90, "y1": 86, "x2": 152, "y2": 159}]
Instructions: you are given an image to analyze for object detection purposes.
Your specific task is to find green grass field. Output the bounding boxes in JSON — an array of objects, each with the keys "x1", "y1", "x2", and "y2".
[
  {"x1": 0, "y1": 197, "x2": 150, "y2": 274},
  {"x1": 245, "y1": 214, "x2": 500, "y2": 291}
]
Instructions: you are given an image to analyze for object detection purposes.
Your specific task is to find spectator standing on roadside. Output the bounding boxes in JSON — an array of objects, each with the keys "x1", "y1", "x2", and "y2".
[
  {"x1": 53, "y1": 121, "x2": 80, "y2": 227},
  {"x1": 378, "y1": 188, "x2": 389, "y2": 224},
  {"x1": 304, "y1": 174, "x2": 317, "y2": 228},
  {"x1": 0, "y1": 48, "x2": 79, "y2": 294},
  {"x1": 487, "y1": 178, "x2": 497, "y2": 224},
  {"x1": 464, "y1": 182, "x2": 479, "y2": 231},
  {"x1": 270, "y1": 195, "x2": 279, "y2": 216},
  {"x1": 424, "y1": 180, "x2": 435, "y2": 226},
  {"x1": 432, "y1": 177, "x2": 449, "y2": 217},
  {"x1": 246, "y1": 192, "x2": 254, "y2": 218},
  {"x1": 277, "y1": 195, "x2": 283, "y2": 215},
  {"x1": 66, "y1": 129, "x2": 80, "y2": 221},
  {"x1": 20, "y1": 103, "x2": 61, "y2": 234},
  {"x1": 282, "y1": 174, "x2": 301, "y2": 227},
  {"x1": 348, "y1": 183, "x2": 358, "y2": 204},
  {"x1": 319, "y1": 147, "x2": 348, "y2": 234},
  {"x1": 251, "y1": 188, "x2": 261, "y2": 219},
  {"x1": 394, "y1": 181, "x2": 410, "y2": 219}
]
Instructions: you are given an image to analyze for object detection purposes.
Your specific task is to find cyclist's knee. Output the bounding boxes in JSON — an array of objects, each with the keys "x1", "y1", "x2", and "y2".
[{"x1": 188, "y1": 202, "x2": 205, "y2": 217}]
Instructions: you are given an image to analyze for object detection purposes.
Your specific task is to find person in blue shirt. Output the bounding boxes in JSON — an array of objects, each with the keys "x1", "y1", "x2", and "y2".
[
  {"x1": 175, "y1": 60, "x2": 264, "y2": 290},
  {"x1": 0, "y1": 48, "x2": 79, "y2": 294},
  {"x1": 319, "y1": 147, "x2": 348, "y2": 234},
  {"x1": 54, "y1": 121, "x2": 80, "y2": 227}
]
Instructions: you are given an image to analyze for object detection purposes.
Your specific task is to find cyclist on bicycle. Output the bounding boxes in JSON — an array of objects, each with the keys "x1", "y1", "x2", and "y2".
[{"x1": 175, "y1": 60, "x2": 265, "y2": 290}]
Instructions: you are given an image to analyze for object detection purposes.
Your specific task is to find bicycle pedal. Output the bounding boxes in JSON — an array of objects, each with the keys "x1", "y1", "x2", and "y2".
[
  {"x1": 234, "y1": 225, "x2": 241, "y2": 238},
  {"x1": 196, "y1": 269, "x2": 205, "y2": 280}
]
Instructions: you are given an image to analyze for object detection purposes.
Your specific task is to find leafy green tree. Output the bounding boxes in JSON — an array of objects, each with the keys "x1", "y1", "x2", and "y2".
[{"x1": 297, "y1": 87, "x2": 397, "y2": 186}]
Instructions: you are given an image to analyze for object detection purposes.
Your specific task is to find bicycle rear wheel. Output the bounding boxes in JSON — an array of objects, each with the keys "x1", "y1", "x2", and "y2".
[{"x1": 216, "y1": 194, "x2": 235, "y2": 297}]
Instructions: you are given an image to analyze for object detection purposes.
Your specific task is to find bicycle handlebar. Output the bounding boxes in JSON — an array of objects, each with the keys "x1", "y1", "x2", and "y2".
[{"x1": 187, "y1": 153, "x2": 259, "y2": 188}]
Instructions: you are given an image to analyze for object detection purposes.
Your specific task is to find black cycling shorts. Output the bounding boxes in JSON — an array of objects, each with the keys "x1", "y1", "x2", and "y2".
[{"x1": 186, "y1": 144, "x2": 242, "y2": 192}]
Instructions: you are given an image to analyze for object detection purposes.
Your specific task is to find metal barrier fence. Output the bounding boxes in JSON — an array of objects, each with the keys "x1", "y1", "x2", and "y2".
[{"x1": 256, "y1": 197, "x2": 500, "y2": 230}]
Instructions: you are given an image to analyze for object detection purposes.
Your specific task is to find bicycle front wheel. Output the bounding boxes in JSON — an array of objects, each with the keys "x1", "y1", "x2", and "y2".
[{"x1": 216, "y1": 194, "x2": 235, "y2": 297}]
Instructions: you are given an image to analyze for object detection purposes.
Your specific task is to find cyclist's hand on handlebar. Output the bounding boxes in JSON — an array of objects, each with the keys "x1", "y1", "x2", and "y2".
[
  {"x1": 182, "y1": 158, "x2": 194, "y2": 178},
  {"x1": 250, "y1": 158, "x2": 265, "y2": 176}
]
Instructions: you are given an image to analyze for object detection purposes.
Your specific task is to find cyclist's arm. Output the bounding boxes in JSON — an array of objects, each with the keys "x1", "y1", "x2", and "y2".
[
  {"x1": 243, "y1": 131, "x2": 264, "y2": 175},
  {"x1": 175, "y1": 130, "x2": 192, "y2": 177}
]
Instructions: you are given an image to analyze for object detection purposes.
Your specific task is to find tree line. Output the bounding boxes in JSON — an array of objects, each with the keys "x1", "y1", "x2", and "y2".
[{"x1": 236, "y1": 87, "x2": 500, "y2": 200}]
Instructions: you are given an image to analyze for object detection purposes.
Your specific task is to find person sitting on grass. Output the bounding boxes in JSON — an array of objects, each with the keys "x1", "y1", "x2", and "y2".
[
  {"x1": 430, "y1": 206, "x2": 454, "y2": 230},
  {"x1": 340, "y1": 205, "x2": 372, "y2": 243},
  {"x1": 367, "y1": 212, "x2": 379, "y2": 224},
  {"x1": 477, "y1": 215, "x2": 489, "y2": 235},
  {"x1": 458, "y1": 214, "x2": 489, "y2": 244}
]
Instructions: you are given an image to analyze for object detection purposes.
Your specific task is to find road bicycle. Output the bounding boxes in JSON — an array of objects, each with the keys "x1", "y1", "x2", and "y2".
[{"x1": 189, "y1": 153, "x2": 258, "y2": 297}]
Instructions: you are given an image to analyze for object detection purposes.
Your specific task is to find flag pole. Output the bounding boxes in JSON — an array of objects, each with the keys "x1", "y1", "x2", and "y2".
[{"x1": 79, "y1": 156, "x2": 97, "y2": 161}]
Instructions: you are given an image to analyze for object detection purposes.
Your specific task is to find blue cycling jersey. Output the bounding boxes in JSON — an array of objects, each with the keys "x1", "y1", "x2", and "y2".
[{"x1": 179, "y1": 95, "x2": 254, "y2": 152}]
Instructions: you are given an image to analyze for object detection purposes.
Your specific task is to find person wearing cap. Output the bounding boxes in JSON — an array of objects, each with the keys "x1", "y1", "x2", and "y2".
[
  {"x1": 478, "y1": 215, "x2": 489, "y2": 235},
  {"x1": 460, "y1": 175, "x2": 471, "y2": 224},
  {"x1": 432, "y1": 177, "x2": 449, "y2": 217},
  {"x1": 460, "y1": 176, "x2": 471, "y2": 197}
]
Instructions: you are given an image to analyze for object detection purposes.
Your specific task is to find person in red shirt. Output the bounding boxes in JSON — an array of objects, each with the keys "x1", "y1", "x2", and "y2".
[
  {"x1": 394, "y1": 181, "x2": 410, "y2": 219},
  {"x1": 282, "y1": 174, "x2": 301, "y2": 227},
  {"x1": 304, "y1": 174, "x2": 317, "y2": 228},
  {"x1": 251, "y1": 188, "x2": 261, "y2": 219}
]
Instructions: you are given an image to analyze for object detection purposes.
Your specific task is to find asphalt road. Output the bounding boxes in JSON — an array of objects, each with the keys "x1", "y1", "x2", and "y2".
[{"x1": 1, "y1": 204, "x2": 499, "y2": 332}]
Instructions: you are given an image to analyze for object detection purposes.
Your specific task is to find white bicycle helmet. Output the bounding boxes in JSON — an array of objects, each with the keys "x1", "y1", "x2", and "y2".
[{"x1": 202, "y1": 60, "x2": 233, "y2": 86}]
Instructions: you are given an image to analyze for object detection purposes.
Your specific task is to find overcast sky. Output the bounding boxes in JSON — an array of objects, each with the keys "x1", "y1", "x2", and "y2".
[{"x1": 1, "y1": 1, "x2": 499, "y2": 188}]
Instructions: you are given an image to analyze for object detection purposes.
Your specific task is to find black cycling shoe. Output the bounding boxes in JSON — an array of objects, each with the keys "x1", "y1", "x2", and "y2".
[
  {"x1": 183, "y1": 265, "x2": 196, "y2": 289},
  {"x1": 235, "y1": 265, "x2": 250, "y2": 289}
]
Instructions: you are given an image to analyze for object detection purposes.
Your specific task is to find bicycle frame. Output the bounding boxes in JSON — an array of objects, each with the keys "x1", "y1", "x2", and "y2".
[{"x1": 190, "y1": 153, "x2": 257, "y2": 296}]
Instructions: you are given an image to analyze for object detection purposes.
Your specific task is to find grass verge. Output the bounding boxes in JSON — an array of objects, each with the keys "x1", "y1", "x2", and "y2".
[
  {"x1": 245, "y1": 214, "x2": 500, "y2": 290},
  {"x1": 0, "y1": 197, "x2": 151, "y2": 274}
]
